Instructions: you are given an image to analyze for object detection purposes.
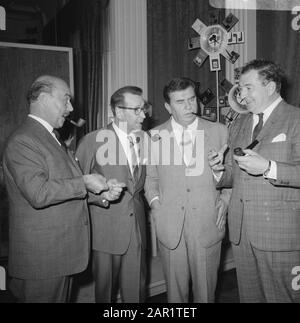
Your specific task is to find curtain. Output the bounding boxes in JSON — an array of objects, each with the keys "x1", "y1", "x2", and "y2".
[
  {"x1": 257, "y1": 10, "x2": 300, "y2": 106},
  {"x1": 43, "y1": 0, "x2": 109, "y2": 140},
  {"x1": 147, "y1": 0, "x2": 226, "y2": 126}
]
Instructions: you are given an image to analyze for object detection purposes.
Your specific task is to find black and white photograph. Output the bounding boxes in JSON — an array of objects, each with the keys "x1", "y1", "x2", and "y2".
[{"x1": 0, "y1": 0, "x2": 300, "y2": 309}]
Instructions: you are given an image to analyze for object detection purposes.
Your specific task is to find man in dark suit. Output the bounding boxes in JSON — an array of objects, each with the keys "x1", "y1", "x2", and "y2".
[
  {"x1": 76, "y1": 86, "x2": 147, "y2": 303},
  {"x1": 2, "y1": 75, "x2": 123, "y2": 303},
  {"x1": 209, "y1": 59, "x2": 300, "y2": 302},
  {"x1": 144, "y1": 77, "x2": 229, "y2": 302}
]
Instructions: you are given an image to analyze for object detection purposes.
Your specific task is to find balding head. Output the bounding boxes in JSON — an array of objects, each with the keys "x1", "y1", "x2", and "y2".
[
  {"x1": 27, "y1": 75, "x2": 70, "y2": 105},
  {"x1": 28, "y1": 75, "x2": 73, "y2": 129}
]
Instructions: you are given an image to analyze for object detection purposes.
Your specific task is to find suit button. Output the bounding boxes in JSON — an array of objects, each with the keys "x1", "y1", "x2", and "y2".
[
  {"x1": 130, "y1": 213, "x2": 133, "y2": 217},
  {"x1": 240, "y1": 199, "x2": 243, "y2": 203},
  {"x1": 187, "y1": 189, "x2": 191, "y2": 193},
  {"x1": 181, "y1": 207, "x2": 185, "y2": 211}
]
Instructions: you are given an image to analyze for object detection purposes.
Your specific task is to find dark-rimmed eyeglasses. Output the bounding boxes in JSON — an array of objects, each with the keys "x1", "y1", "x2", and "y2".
[{"x1": 117, "y1": 106, "x2": 148, "y2": 116}]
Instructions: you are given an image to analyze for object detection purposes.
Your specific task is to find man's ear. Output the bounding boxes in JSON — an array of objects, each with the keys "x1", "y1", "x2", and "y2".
[
  {"x1": 267, "y1": 81, "x2": 276, "y2": 96},
  {"x1": 164, "y1": 102, "x2": 172, "y2": 115},
  {"x1": 115, "y1": 107, "x2": 123, "y2": 120},
  {"x1": 37, "y1": 92, "x2": 50, "y2": 107}
]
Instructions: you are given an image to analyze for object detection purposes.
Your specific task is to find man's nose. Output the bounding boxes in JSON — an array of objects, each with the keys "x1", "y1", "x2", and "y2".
[
  {"x1": 140, "y1": 110, "x2": 146, "y2": 119},
  {"x1": 185, "y1": 101, "x2": 193, "y2": 109},
  {"x1": 67, "y1": 102, "x2": 74, "y2": 112}
]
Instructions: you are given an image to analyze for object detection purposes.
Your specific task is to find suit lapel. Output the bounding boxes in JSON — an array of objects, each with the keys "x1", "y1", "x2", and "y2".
[
  {"x1": 256, "y1": 101, "x2": 285, "y2": 142},
  {"x1": 109, "y1": 123, "x2": 135, "y2": 194},
  {"x1": 25, "y1": 118, "x2": 83, "y2": 176},
  {"x1": 241, "y1": 113, "x2": 253, "y2": 147},
  {"x1": 232, "y1": 113, "x2": 253, "y2": 148},
  {"x1": 67, "y1": 150, "x2": 83, "y2": 173}
]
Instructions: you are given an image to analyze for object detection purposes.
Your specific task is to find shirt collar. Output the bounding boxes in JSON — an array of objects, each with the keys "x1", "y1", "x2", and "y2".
[
  {"x1": 28, "y1": 114, "x2": 54, "y2": 134},
  {"x1": 171, "y1": 117, "x2": 198, "y2": 132},
  {"x1": 112, "y1": 122, "x2": 138, "y2": 146},
  {"x1": 254, "y1": 96, "x2": 283, "y2": 122}
]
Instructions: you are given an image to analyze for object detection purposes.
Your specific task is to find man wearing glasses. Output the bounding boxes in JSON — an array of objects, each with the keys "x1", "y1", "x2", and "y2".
[{"x1": 76, "y1": 86, "x2": 148, "y2": 303}]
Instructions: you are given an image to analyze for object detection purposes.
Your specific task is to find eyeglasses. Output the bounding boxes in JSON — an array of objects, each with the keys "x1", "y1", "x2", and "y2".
[{"x1": 117, "y1": 106, "x2": 148, "y2": 116}]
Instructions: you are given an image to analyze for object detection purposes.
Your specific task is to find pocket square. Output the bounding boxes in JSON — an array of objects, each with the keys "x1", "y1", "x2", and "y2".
[{"x1": 271, "y1": 133, "x2": 286, "y2": 143}]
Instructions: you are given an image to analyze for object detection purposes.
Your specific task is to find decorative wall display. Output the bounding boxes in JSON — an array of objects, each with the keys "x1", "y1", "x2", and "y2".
[{"x1": 188, "y1": 13, "x2": 244, "y2": 122}]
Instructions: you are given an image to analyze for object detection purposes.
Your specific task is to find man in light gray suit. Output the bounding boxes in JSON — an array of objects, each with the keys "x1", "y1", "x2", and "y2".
[
  {"x1": 2, "y1": 75, "x2": 123, "y2": 303},
  {"x1": 145, "y1": 77, "x2": 229, "y2": 303},
  {"x1": 209, "y1": 59, "x2": 300, "y2": 302}
]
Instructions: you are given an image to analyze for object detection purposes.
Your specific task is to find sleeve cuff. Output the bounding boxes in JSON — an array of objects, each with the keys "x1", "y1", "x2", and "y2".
[
  {"x1": 212, "y1": 170, "x2": 224, "y2": 182},
  {"x1": 264, "y1": 161, "x2": 277, "y2": 180},
  {"x1": 149, "y1": 196, "x2": 159, "y2": 206}
]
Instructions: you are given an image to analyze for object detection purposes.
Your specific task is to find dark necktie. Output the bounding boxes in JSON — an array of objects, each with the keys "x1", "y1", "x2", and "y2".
[
  {"x1": 52, "y1": 129, "x2": 67, "y2": 153},
  {"x1": 252, "y1": 113, "x2": 264, "y2": 141},
  {"x1": 128, "y1": 136, "x2": 139, "y2": 182}
]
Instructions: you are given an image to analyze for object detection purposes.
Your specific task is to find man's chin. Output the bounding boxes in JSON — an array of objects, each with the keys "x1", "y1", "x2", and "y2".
[{"x1": 57, "y1": 118, "x2": 65, "y2": 128}]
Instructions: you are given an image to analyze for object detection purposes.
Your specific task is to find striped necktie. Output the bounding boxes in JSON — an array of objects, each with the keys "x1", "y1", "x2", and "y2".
[{"x1": 128, "y1": 135, "x2": 139, "y2": 182}]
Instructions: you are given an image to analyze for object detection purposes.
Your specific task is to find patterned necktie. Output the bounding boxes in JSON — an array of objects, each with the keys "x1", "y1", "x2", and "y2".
[
  {"x1": 252, "y1": 113, "x2": 264, "y2": 141},
  {"x1": 128, "y1": 135, "x2": 139, "y2": 182},
  {"x1": 180, "y1": 127, "x2": 193, "y2": 166}
]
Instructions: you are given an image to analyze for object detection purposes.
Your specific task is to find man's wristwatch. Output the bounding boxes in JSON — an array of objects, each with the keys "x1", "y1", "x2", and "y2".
[
  {"x1": 101, "y1": 198, "x2": 109, "y2": 208},
  {"x1": 263, "y1": 160, "x2": 272, "y2": 177}
]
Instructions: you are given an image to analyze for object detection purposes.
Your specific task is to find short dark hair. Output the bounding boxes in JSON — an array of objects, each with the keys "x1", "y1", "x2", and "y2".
[
  {"x1": 27, "y1": 80, "x2": 54, "y2": 105},
  {"x1": 241, "y1": 59, "x2": 285, "y2": 93},
  {"x1": 163, "y1": 77, "x2": 196, "y2": 104},
  {"x1": 110, "y1": 86, "x2": 143, "y2": 116}
]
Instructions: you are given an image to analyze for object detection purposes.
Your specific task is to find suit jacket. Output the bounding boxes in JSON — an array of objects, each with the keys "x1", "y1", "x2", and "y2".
[
  {"x1": 144, "y1": 117, "x2": 229, "y2": 250},
  {"x1": 2, "y1": 117, "x2": 90, "y2": 280},
  {"x1": 219, "y1": 101, "x2": 300, "y2": 251},
  {"x1": 76, "y1": 123, "x2": 147, "y2": 255}
]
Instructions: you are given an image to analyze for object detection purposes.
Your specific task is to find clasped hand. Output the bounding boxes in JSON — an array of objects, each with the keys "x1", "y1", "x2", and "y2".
[
  {"x1": 83, "y1": 174, "x2": 126, "y2": 200},
  {"x1": 233, "y1": 149, "x2": 269, "y2": 175},
  {"x1": 102, "y1": 179, "x2": 126, "y2": 201}
]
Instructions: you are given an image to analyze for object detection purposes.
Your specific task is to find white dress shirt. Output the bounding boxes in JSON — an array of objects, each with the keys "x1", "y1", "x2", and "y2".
[
  {"x1": 112, "y1": 122, "x2": 139, "y2": 175},
  {"x1": 171, "y1": 117, "x2": 198, "y2": 165},
  {"x1": 149, "y1": 117, "x2": 199, "y2": 206}
]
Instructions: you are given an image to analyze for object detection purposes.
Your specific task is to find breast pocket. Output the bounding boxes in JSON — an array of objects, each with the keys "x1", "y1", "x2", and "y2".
[{"x1": 259, "y1": 141, "x2": 291, "y2": 161}]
